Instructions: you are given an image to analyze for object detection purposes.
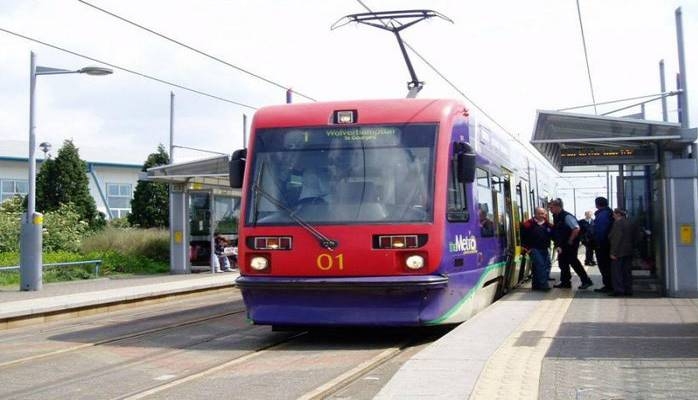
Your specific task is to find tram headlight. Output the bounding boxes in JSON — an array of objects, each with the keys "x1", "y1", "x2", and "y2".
[
  {"x1": 250, "y1": 256, "x2": 269, "y2": 271},
  {"x1": 405, "y1": 255, "x2": 425, "y2": 270}
]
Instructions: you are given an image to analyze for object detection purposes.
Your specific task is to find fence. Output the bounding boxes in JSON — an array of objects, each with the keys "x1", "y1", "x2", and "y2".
[{"x1": 0, "y1": 260, "x2": 103, "y2": 277}]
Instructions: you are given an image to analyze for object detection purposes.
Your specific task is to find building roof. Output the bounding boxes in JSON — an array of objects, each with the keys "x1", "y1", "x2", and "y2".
[
  {"x1": 0, "y1": 156, "x2": 141, "y2": 169},
  {"x1": 531, "y1": 110, "x2": 697, "y2": 172}
]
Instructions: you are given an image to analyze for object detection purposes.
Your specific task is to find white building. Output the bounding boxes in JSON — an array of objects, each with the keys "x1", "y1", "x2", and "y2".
[{"x1": 0, "y1": 155, "x2": 142, "y2": 219}]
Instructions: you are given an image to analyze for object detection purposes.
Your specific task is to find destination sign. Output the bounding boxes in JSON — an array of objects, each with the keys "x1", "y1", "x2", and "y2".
[
  {"x1": 560, "y1": 144, "x2": 658, "y2": 166},
  {"x1": 326, "y1": 126, "x2": 398, "y2": 142}
]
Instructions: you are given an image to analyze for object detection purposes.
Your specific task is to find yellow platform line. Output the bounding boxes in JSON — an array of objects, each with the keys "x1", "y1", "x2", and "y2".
[{"x1": 470, "y1": 289, "x2": 575, "y2": 400}]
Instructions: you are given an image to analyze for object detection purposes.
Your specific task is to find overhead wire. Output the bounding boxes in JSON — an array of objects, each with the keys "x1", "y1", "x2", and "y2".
[
  {"x1": 78, "y1": 0, "x2": 317, "y2": 102},
  {"x1": 557, "y1": 91, "x2": 681, "y2": 112},
  {"x1": 576, "y1": 0, "x2": 598, "y2": 114},
  {"x1": 0, "y1": 26, "x2": 258, "y2": 110},
  {"x1": 354, "y1": 0, "x2": 561, "y2": 175}
]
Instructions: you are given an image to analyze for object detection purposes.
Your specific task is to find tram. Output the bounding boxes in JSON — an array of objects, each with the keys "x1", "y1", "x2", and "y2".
[{"x1": 229, "y1": 98, "x2": 551, "y2": 327}]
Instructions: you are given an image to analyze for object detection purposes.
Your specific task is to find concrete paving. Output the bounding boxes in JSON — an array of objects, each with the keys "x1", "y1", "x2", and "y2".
[
  {"x1": 377, "y1": 268, "x2": 698, "y2": 400},
  {"x1": 0, "y1": 272, "x2": 237, "y2": 328},
  {"x1": 2, "y1": 266, "x2": 697, "y2": 399}
]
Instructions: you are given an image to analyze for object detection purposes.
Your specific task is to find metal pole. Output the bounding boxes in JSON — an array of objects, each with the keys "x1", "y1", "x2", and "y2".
[
  {"x1": 573, "y1": 187, "x2": 577, "y2": 217},
  {"x1": 659, "y1": 60, "x2": 668, "y2": 122},
  {"x1": 242, "y1": 114, "x2": 247, "y2": 149},
  {"x1": 168, "y1": 91, "x2": 176, "y2": 274},
  {"x1": 20, "y1": 51, "x2": 43, "y2": 291},
  {"x1": 675, "y1": 7, "x2": 689, "y2": 129},
  {"x1": 606, "y1": 167, "x2": 611, "y2": 201},
  {"x1": 169, "y1": 91, "x2": 174, "y2": 162},
  {"x1": 617, "y1": 165, "x2": 624, "y2": 210}
]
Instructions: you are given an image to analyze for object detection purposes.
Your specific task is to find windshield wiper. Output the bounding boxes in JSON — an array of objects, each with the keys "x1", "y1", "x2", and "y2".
[{"x1": 251, "y1": 163, "x2": 338, "y2": 250}]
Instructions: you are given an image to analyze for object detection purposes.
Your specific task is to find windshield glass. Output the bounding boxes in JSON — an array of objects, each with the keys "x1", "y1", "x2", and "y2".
[{"x1": 245, "y1": 124, "x2": 436, "y2": 225}]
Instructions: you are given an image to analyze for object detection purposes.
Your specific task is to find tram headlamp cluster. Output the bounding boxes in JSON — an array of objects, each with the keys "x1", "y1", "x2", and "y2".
[
  {"x1": 377, "y1": 235, "x2": 419, "y2": 249},
  {"x1": 405, "y1": 255, "x2": 425, "y2": 270},
  {"x1": 250, "y1": 236, "x2": 292, "y2": 250},
  {"x1": 250, "y1": 256, "x2": 269, "y2": 271},
  {"x1": 333, "y1": 109, "x2": 357, "y2": 124}
]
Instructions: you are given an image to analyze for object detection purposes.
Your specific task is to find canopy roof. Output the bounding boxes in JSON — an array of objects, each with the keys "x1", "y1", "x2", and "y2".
[
  {"x1": 531, "y1": 110, "x2": 697, "y2": 172},
  {"x1": 144, "y1": 154, "x2": 233, "y2": 188}
]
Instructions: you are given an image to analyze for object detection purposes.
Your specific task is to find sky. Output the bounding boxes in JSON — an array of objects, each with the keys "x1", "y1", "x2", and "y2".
[{"x1": 1, "y1": 0, "x2": 696, "y2": 213}]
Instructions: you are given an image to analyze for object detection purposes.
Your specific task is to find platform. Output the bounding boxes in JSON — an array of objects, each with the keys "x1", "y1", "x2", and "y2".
[
  {"x1": 0, "y1": 272, "x2": 236, "y2": 328},
  {"x1": 1, "y1": 267, "x2": 697, "y2": 399},
  {"x1": 376, "y1": 268, "x2": 698, "y2": 400}
]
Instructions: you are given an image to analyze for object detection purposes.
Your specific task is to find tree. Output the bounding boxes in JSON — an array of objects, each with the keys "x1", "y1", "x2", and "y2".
[
  {"x1": 128, "y1": 144, "x2": 170, "y2": 228},
  {"x1": 35, "y1": 139, "x2": 99, "y2": 227}
]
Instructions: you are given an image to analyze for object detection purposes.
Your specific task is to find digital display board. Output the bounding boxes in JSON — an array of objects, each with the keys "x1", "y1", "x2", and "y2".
[{"x1": 560, "y1": 144, "x2": 658, "y2": 166}]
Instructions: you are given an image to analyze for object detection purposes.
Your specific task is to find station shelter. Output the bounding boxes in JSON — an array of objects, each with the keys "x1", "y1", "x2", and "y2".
[
  {"x1": 532, "y1": 110, "x2": 698, "y2": 297},
  {"x1": 144, "y1": 155, "x2": 241, "y2": 274}
]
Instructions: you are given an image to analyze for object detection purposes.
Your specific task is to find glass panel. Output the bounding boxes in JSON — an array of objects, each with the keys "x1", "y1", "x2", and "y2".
[
  {"x1": 1, "y1": 181, "x2": 13, "y2": 192},
  {"x1": 447, "y1": 158, "x2": 469, "y2": 222},
  {"x1": 108, "y1": 197, "x2": 131, "y2": 208},
  {"x1": 15, "y1": 180, "x2": 28, "y2": 194},
  {"x1": 107, "y1": 184, "x2": 119, "y2": 196},
  {"x1": 120, "y1": 184, "x2": 132, "y2": 196},
  {"x1": 245, "y1": 124, "x2": 436, "y2": 225},
  {"x1": 476, "y1": 169, "x2": 495, "y2": 237},
  {"x1": 214, "y1": 195, "x2": 241, "y2": 234},
  {"x1": 189, "y1": 192, "x2": 211, "y2": 236}
]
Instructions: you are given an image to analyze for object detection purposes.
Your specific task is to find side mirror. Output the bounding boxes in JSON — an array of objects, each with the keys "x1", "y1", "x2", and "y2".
[
  {"x1": 457, "y1": 151, "x2": 476, "y2": 183},
  {"x1": 229, "y1": 149, "x2": 247, "y2": 188}
]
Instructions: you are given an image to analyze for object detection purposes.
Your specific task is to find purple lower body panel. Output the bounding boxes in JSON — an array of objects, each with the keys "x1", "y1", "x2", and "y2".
[{"x1": 236, "y1": 275, "x2": 450, "y2": 327}]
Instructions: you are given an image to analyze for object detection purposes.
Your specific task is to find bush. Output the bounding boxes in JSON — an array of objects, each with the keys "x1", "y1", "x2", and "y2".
[
  {"x1": 108, "y1": 217, "x2": 131, "y2": 228},
  {"x1": 43, "y1": 203, "x2": 89, "y2": 252},
  {"x1": 92, "y1": 250, "x2": 169, "y2": 275},
  {"x1": 0, "y1": 197, "x2": 89, "y2": 253},
  {"x1": 0, "y1": 224, "x2": 170, "y2": 286},
  {"x1": 82, "y1": 227, "x2": 169, "y2": 262},
  {"x1": 0, "y1": 196, "x2": 23, "y2": 253}
]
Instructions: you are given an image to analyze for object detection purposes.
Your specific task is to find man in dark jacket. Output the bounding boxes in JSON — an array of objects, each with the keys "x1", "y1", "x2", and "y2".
[
  {"x1": 608, "y1": 208, "x2": 635, "y2": 296},
  {"x1": 521, "y1": 207, "x2": 554, "y2": 291},
  {"x1": 592, "y1": 197, "x2": 614, "y2": 293},
  {"x1": 549, "y1": 198, "x2": 593, "y2": 289}
]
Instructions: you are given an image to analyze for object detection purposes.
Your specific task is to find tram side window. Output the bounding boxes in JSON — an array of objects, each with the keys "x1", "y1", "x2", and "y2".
[
  {"x1": 447, "y1": 158, "x2": 469, "y2": 222},
  {"x1": 476, "y1": 168, "x2": 495, "y2": 237},
  {"x1": 492, "y1": 176, "x2": 506, "y2": 237}
]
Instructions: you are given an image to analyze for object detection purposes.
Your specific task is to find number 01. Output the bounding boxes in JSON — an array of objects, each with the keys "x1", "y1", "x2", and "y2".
[{"x1": 316, "y1": 253, "x2": 344, "y2": 270}]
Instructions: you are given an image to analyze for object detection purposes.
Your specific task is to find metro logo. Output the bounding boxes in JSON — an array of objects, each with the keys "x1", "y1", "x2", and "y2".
[{"x1": 449, "y1": 234, "x2": 477, "y2": 254}]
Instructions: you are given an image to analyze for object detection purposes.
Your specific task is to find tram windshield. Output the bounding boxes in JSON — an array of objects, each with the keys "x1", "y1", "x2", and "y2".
[{"x1": 245, "y1": 124, "x2": 436, "y2": 225}]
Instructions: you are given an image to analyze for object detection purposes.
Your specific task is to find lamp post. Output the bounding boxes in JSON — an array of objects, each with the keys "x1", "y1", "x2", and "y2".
[{"x1": 20, "y1": 51, "x2": 113, "y2": 291}]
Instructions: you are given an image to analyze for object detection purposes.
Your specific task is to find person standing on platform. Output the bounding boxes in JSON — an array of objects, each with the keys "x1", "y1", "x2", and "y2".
[
  {"x1": 608, "y1": 208, "x2": 635, "y2": 296},
  {"x1": 549, "y1": 198, "x2": 594, "y2": 290},
  {"x1": 592, "y1": 197, "x2": 615, "y2": 293},
  {"x1": 521, "y1": 207, "x2": 554, "y2": 291},
  {"x1": 580, "y1": 210, "x2": 596, "y2": 266},
  {"x1": 212, "y1": 234, "x2": 233, "y2": 273}
]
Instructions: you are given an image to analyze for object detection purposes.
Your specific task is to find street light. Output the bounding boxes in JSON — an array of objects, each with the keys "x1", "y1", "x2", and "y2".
[
  {"x1": 20, "y1": 51, "x2": 113, "y2": 291},
  {"x1": 39, "y1": 142, "x2": 51, "y2": 160}
]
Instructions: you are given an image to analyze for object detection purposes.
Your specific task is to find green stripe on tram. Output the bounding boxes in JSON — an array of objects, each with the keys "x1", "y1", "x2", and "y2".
[{"x1": 424, "y1": 261, "x2": 506, "y2": 325}]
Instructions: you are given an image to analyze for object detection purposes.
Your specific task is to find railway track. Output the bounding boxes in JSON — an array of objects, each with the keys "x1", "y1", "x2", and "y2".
[
  {"x1": 0, "y1": 308, "x2": 247, "y2": 369},
  {"x1": 0, "y1": 291, "x2": 450, "y2": 400}
]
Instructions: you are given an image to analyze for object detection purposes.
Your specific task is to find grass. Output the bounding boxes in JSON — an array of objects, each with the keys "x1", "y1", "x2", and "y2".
[{"x1": 0, "y1": 227, "x2": 170, "y2": 287}]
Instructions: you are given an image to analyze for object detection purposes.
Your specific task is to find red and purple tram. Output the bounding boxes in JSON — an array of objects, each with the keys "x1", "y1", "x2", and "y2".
[{"x1": 229, "y1": 98, "x2": 537, "y2": 327}]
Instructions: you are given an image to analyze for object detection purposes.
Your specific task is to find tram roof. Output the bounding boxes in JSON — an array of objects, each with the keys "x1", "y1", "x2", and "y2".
[
  {"x1": 144, "y1": 154, "x2": 235, "y2": 189},
  {"x1": 531, "y1": 110, "x2": 697, "y2": 172},
  {"x1": 253, "y1": 98, "x2": 466, "y2": 127}
]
